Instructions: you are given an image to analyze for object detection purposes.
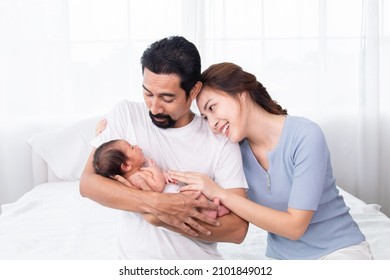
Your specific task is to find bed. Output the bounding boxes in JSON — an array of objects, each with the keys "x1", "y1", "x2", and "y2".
[{"x1": 1, "y1": 116, "x2": 390, "y2": 260}]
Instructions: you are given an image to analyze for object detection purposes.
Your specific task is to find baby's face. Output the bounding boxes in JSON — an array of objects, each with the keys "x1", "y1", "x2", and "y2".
[{"x1": 116, "y1": 140, "x2": 146, "y2": 169}]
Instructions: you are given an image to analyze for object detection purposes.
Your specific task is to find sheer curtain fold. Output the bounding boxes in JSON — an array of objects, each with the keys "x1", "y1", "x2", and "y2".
[
  {"x1": 358, "y1": 0, "x2": 380, "y2": 204},
  {"x1": 0, "y1": 0, "x2": 72, "y2": 117},
  {"x1": 0, "y1": 0, "x2": 389, "y2": 215}
]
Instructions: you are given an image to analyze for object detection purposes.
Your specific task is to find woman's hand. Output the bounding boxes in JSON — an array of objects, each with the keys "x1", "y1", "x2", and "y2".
[
  {"x1": 95, "y1": 119, "x2": 107, "y2": 135},
  {"x1": 168, "y1": 171, "x2": 225, "y2": 201}
]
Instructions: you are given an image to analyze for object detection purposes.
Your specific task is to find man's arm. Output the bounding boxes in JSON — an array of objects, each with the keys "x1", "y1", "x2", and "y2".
[
  {"x1": 143, "y1": 188, "x2": 249, "y2": 244},
  {"x1": 79, "y1": 149, "x2": 219, "y2": 236}
]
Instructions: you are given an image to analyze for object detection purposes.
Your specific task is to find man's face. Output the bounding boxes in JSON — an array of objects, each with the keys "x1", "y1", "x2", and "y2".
[{"x1": 142, "y1": 68, "x2": 194, "y2": 128}]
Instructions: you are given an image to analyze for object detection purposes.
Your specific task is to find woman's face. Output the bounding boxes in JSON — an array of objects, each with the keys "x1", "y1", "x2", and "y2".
[{"x1": 197, "y1": 87, "x2": 245, "y2": 143}]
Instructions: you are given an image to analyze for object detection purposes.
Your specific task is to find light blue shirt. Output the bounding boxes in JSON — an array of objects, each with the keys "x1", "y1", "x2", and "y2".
[{"x1": 241, "y1": 116, "x2": 365, "y2": 259}]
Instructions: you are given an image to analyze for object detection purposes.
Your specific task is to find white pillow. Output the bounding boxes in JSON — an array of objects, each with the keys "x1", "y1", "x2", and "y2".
[{"x1": 28, "y1": 116, "x2": 101, "y2": 181}]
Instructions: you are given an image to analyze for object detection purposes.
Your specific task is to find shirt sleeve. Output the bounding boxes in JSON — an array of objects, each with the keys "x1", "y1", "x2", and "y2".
[
  {"x1": 288, "y1": 122, "x2": 329, "y2": 210},
  {"x1": 214, "y1": 139, "x2": 249, "y2": 190}
]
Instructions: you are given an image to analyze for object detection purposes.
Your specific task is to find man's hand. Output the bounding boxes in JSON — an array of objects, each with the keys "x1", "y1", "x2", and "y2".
[{"x1": 146, "y1": 190, "x2": 220, "y2": 237}]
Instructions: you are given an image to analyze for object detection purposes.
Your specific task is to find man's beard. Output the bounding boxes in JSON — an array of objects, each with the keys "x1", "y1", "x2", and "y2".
[{"x1": 149, "y1": 111, "x2": 176, "y2": 128}]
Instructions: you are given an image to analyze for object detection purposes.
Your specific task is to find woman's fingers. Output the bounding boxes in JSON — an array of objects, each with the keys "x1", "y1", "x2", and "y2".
[
  {"x1": 179, "y1": 184, "x2": 202, "y2": 192},
  {"x1": 168, "y1": 171, "x2": 202, "y2": 184},
  {"x1": 95, "y1": 119, "x2": 107, "y2": 135}
]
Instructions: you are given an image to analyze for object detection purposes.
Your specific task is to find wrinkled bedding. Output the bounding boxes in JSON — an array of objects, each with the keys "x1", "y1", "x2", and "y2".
[{"x1": 1, "y1": 181, "x2": 389, "y2": 259}]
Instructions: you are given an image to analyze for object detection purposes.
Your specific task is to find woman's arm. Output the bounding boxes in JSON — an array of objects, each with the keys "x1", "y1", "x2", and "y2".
[
  {"x1": 170, "y1": 171, "x2": 313, "y2": 240},
  {"x1": 216, "y1": 191, "x2": 313, "y2": 240},
  {"x1": 80, "y1": 150, "x2": 220, "y2": 237}
]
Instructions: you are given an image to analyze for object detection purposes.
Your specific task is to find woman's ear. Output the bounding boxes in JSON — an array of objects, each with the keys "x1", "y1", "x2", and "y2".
[
  {"x1": 190, "y1": 81, "x2": 203, "y2": 101},
  {"x1": 239, "y1": 91, "x2": 248, "y2": 104}
]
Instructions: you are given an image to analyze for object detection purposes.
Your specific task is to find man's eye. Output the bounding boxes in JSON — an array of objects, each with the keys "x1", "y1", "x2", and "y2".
[
  {"x1": 162, "y1": 97, "x2": 174, "y2": 103},
  {"x1": 143, "y1": 89, "x2": 153, "y2": 96},
  {"x1": 161, "y1": 95, "x2": 175, "y2": 103}
]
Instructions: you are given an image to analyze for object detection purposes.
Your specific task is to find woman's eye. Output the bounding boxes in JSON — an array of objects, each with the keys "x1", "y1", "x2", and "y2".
[{"x1": 209, "y1": 104, "x2": 215, "y2": 112}]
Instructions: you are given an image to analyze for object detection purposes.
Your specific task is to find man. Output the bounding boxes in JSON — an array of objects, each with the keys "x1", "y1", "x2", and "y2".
[{"x1": 80, "y1": 36, "x2": 248, "y2": 259}]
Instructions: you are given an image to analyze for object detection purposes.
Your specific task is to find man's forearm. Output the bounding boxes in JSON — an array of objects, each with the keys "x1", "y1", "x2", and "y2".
[
  {"x1": 146, "y1": 211, "x2": 248, "y2": 243},
  {"x1": 199, "y1": 213, "x2": 248, "y2": 243},
  {"x1": 145, "y1": 187, "x2": 249, "y2": 244},
  {"x1": 196, "y1": 188, "x2": 249, "y2": 243},
  {"x1": 79, "y1": 172, "x2": 155, "y2": 213}
]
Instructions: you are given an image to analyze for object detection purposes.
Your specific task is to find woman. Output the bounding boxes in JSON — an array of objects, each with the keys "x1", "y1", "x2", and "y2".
[{"x1": 169, "y1": 62, "x2": 373, "y2": 260}]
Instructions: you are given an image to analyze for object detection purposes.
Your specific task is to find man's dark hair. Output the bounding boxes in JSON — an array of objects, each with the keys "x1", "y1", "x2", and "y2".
[{"x1": 140, "y1": 36, "x2": 201, "y2": 97}]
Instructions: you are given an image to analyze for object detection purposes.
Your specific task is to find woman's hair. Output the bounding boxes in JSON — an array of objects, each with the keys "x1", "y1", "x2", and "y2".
[
  {"x1": 141, "y1": 36, "x2": 201, "y2": 98},
  {"x1": 201, "y1": 62, "x2": 287, "y2": 115},
  {"x1": 93, "y1": 140, "x2": 127, "y2": 178}
]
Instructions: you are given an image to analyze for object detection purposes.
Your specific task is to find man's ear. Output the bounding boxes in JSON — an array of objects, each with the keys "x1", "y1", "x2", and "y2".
[
  {"x1": 121, "y1": 163, "x2": 132, "y2": 172},
  {"x1": 189, "y1": 81, "x2": 203, "y2": 101}
]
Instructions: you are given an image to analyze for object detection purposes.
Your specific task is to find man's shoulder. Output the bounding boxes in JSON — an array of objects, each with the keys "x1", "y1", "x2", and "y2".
[
  {"x1": 110, "y1": 100, "x2": 147, "y2": 118},
  {"x1": 114, "y1": 99, "x2": 146, "y2": 111}
]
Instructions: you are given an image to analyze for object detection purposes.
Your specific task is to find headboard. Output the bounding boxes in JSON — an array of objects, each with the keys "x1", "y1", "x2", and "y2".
[
  {"x1": 0, "y1": 115, "x2": 100, "y2": 209},
  {"x1": 28, "y1": 115, "x2": 101, "y2": 184}
]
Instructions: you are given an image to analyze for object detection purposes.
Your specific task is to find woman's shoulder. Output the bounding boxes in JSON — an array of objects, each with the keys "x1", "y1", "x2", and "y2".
[
  {"x1": 286, "y1": 116, "x2": 322, "y2": 133},
  {"x1": 285, "y1": 116, "x2": 326, "y2": 143}
]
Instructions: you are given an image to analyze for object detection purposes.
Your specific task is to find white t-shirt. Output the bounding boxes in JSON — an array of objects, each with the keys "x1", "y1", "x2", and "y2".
[{"x1": 92, "y1": 100, "x2": 247, "y2": 259}]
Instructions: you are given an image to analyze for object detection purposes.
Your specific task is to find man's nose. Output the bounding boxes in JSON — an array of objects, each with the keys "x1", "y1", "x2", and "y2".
[{"x1": 149, "y1": 99, "x2": 163, "y2": 115}]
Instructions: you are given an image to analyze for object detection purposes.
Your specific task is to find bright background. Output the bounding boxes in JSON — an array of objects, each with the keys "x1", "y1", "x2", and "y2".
[{"x1": 0, "y1": 0, "x2": 389, "y2": 216}]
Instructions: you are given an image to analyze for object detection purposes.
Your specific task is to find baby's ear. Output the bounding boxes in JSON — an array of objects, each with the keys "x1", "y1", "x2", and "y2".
[{"x1": 121, "y1": 163, "x2": 132, "y2": 172}]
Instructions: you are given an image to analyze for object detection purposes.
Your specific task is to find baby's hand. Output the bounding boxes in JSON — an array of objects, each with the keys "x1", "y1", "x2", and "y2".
[
  {"x1": 163, "y1": 171, "x2": 177, "y2": 185},
  {"x1": 147, "y1": 158, "x2": 157, "y2": 167},
  {"x1": 140, "y1": 159, "x2": 166, "y2": 192}
]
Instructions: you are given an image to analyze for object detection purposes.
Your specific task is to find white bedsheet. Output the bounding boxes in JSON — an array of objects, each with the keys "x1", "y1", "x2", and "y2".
[{"x1": 0, "y1": 181, "x2": 389, "y2": 259}]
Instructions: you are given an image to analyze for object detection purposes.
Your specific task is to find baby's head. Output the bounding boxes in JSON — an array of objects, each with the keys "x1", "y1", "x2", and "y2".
[{"x1": 93, "y1": 139, "x2": 146, "y2": 178}]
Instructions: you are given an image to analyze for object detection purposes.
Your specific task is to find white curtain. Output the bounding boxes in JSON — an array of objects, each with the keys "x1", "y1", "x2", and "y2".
[{"x1": 0, "y1": 0, "x2": 389, "y2": 216}]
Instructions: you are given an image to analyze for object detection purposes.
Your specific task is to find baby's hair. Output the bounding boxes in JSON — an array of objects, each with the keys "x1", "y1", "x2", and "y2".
[{"x1": 93, "y1": 140, "x2": 127, "y2": 178}]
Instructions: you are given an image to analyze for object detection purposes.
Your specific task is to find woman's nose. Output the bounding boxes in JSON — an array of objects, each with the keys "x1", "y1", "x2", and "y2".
[{"x1": 208, "y1": 117, "x2": 219, "y2": 132}]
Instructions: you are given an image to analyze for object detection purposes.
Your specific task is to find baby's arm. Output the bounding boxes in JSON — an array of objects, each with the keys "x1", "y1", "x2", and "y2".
[
  {"x1": 128, "y1": 170, "x2": 165, "y2": 193},
  {"x1": 132, "y1": 158, "x2": 167, "y2": 193}
]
